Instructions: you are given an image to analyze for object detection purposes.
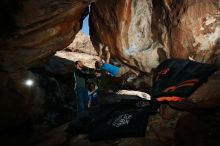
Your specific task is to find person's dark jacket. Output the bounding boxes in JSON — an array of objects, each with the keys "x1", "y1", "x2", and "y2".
[{"x1": 74, "y1": 68, "x2": 96, "y2": 89}]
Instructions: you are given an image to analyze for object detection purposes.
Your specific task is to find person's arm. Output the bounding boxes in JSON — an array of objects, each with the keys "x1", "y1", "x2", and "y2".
[
  {"x1": 98, "y1": 43, "x2": 103, "y2": 62},
  {"x1": 75, "y1": 69, "x2": 96, "y2": 78},
  {"x1": 105, "y1": 46, "x2": 110, "y2": 64}
]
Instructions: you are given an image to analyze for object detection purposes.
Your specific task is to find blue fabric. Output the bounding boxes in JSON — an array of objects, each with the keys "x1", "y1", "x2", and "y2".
[
  {"x1": 101, "y1": 63, "x2": 120, "y2": 76},
  {"x1": 88, "y1": 90, "x2": 98, "y2": 107},
  {"x1": 75, "y1": 87, "x2": 89, "y2": 113}
]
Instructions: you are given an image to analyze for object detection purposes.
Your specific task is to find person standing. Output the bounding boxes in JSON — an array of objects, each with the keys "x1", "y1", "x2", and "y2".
[
  {"x1": 88, "y1": 82, "x2": 99, "y2": 108},
  {"x1": 74, "y1": 61, "x2": 97, "y2": 113}
]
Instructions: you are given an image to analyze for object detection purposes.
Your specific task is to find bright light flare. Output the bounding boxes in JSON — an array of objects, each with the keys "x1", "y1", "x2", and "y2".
[{"x1": 25, "y1": 79, "x2": 34, "y2": 87}]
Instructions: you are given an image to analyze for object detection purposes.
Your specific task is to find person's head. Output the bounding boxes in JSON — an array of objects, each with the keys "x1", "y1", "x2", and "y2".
[
  {"x1": 75, "y1": 61, "x2": 84, "y2": 70},
  {"x1": 88, "y1": 82, "x2": 96, "y2": 92},
  {"x1": 95, "y1": 60, "x2": 103, "y2": 69}
]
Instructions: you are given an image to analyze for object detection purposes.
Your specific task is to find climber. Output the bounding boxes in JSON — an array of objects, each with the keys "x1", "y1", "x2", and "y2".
[
  {"x1": 95, "y1": 43, "x2": 138, "y2": 78},
  {"x1": 74, "y1": 61, "x2": 100, "y2": 113}
]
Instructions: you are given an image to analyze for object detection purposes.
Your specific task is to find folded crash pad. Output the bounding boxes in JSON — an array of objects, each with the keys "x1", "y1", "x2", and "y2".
[
  {"x1": 152, "y1": 58, "x2": 217, "y2": 101},
  {"x1": 66, "y1": 99, "x2": 158, "y2": 141},
  {"x1": 88, "y1": 107, "x2": 149, "y2": 141}
]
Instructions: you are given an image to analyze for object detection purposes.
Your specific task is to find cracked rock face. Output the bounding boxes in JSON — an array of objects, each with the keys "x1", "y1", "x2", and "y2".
[{"x1": 90, "y1": 0, "x2": 220, "y2": 72}]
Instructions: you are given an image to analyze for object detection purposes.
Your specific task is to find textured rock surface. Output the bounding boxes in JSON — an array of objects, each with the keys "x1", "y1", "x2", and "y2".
[
  {"x1": 175, "y1": 112, "x2": 220, "y2": 146},
  {"x1": 0, "y1": 0, "x2": 91, "y2": 130},
  {"x1": 89, "y1": 0, "x2": 220, "y2": 110},
  {"x1": 55, "y1": 51, "x2": 98, "y2": 69},
  {"x1": 90, "y1": 0, "x2": 220, "y2": 72},
  {"x1": 90, "y1": 0, "x2": 166, "y2": 72},
  {"x1": 0, "y1": 0, "x2": 90, "y2": 72},
  {"x1": 187, "y1": 71, "x2": 220, "y2": 108},
  {"x1": 66, "y1": 31, "x2": 97, "y2": 55},
  {"x1": 167, "y1": 0, "x2": 220, "y2": 64}
]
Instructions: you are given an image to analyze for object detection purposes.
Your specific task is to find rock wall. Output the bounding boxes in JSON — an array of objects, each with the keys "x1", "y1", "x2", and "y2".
[
  {"x1": 0, "y1": 0, "x2": 92, "y2": 130},
  {"x1": 90, "y1": 0, "x2": 220, "y2": 72},
  {"x1": 167, "y1": 0, "x2": 220, "y2": 64},
  {"x1": 0, "y1": 0, "x2": 91, "y2": 72},
  {"x1": 66, "y1": 31, "x2": 97, "y2": 55},
  {"x1": 90, "y1": 0, "x2": 166, "y2": 72}
]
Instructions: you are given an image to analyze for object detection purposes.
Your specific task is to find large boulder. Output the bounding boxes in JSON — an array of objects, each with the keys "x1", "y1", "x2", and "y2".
[
  {"x1": 89, "y1": 0, "x2": 220, "y2": 110},
  {"x1": 66, "y1": 31, "x2": 97, "y2": 55},
  {"x1": 167, "y1": 0, "x2": 220, "y2": 63},
  {"x1": 90, "y1": 0, "x2": 166, "y2": 72},
  {"x1": 0, "y1": 0, "x2": 91, "y2": 72},
  {"x1": 175, "y1": 112, "x2": 220, "y2": 146},
  {"x1": 90, "y1": 0, "x2": 220, "y2": 72},
  {"x1": 0, "y1": 0, "x2": 92, "y2": 130}
]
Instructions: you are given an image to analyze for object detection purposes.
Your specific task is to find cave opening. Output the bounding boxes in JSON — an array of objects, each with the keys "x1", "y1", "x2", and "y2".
[{"x1": 0, "y1": 0, "x2": 220, "y2": 146}]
